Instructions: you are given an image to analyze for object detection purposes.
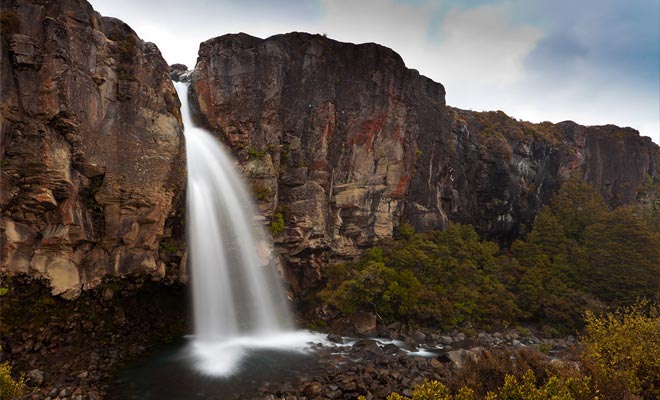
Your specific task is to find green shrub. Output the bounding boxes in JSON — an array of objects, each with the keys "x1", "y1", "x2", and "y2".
[
  {"x1": 254, "y1": 185, "x2": 271, "y2": 200},
  {"x1": 581, "y1": 301, "x2": 660, "y2": 399},
  {"x1": 499, "y1": 370, "x2": 592, "y2": 400},
  {"x1": 319, "y1": 223, "x2": 521, "y2": 330},
  {"x1": 381, "y1": 370, "x2": 593, "y2": 400},
  {"x1": 159, "y1": 237, "x2": 182, "y2": 255},
  {"x1": 0, "y1": 362, "x2": 25, "y2": 400},
  {"x1": 248, "y1": 147, "x2": 268, "y2": 159},
  {"x1": 269, "y1": 212, "x2": 285, "y2": 236}
]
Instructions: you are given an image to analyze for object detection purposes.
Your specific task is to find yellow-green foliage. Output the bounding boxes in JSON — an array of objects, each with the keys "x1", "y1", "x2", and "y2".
[
  {"x1": 248, "y1": 147, "x2": 268, "y2": 159},
  {"x1": 380, "y1": 371, "x2": 593, "y2": 400},
  {"x1": 581, "y1": 301, "x2": 660, "y2": 399},
  {"x1": 0, "y1": 362, "x2": 25, "y2": 400},
  {"x1": 254, "y1": 185, "x2": 271, "y2": 200},
  {"x1": 498, "y1": 370, "x2": 593, "y2": 400},
  {"x1": 269, "y1": 212, "x2": 285, "y2": 235}
]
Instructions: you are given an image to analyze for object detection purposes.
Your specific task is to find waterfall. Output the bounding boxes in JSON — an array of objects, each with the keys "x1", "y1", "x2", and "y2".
[{"x1": 174, "y1": 81, "x2": 294, "y2": 376}]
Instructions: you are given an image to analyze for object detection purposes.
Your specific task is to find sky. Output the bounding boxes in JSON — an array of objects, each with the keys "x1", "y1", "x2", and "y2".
[{"x1": 89, "y1": 0, "x2": 660, "y2": 144}]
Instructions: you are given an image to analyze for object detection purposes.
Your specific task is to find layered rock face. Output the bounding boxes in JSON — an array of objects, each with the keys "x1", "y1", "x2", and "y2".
[
  {"x1": 0, "y1": 0, "x2": 186, "y2": 298},
  {"x1": 190, "y1": 32, "x2": 659, "y2": 297}
]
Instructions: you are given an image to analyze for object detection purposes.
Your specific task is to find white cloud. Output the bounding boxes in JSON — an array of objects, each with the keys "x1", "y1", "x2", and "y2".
[
  {"x1": 316, "y1": 0, "x2": 435, "y2": 53},
  {"x1": 434, "y1": 4, "x2": 542, "y2": 86}
]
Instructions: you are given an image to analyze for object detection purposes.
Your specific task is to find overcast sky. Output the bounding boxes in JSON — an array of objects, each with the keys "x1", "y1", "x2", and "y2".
[{"x1": 89, "y1": 0, "x2": 659, "y2": 144}]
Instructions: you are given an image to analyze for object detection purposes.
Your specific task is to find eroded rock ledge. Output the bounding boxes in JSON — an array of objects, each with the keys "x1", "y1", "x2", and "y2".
[{"x1": 0, "y1": 0, "x2": 187, "y2": 298}]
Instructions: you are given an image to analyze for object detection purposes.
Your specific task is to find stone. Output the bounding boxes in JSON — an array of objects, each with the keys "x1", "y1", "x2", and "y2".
[
  {"x1": 429, "y1": 358, "x2": 442, "y2": 369},
  {"x1": 353, "y1": 339, "x2": 383, "y2": 357},
  {"x1": 442, "y1": 349, "x2": 468, "y2": 369},
  {"x1": 27, "y1": 369, "x2": 44, "y2": 385},
  {"x1": 350, "y1": 312, "x2": 377, "y2": 336},
  {"x1": 412, "y1": 331, "x2": 426, "y2": 343},
  {"x1": 327, "y1": 333, "x2": 344, "y2": 344},
  {"x1": 302, "y1": 382, "x2": 322, "y2": 397}
]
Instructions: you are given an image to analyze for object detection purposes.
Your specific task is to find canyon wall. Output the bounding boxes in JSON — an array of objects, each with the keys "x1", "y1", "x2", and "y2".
[
  {"x1": 189, "y1": 32, "x2": 659, "y2": 297},
  {"x1": 2, "y1": 4, "x2": 658, "y2": 302},
  {"x1": 0, "y1": 0, "x2": 187, "y2": 298}
]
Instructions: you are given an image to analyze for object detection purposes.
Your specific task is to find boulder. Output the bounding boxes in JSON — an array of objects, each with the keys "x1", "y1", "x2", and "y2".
[{"x1": 350, "y1": 312, "x2": 378, "y2": 336}]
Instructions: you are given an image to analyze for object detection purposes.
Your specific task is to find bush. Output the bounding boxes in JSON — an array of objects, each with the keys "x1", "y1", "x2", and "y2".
[
  {"x1": 269, "y1": 212, "x2": 285, "y2": 236},
  {"x1": 319, "y1": 223, "x2": 521, "y2": 330},
  {"x1": 448, "y1": 348, "x2": 553, "y2": 396},
  {"x1": 0, "y1": 362, "x2": 25, "y2": 400},
  {"x1": 381, "y1": 370, "x2": 593, "y2": 400},
  {"x1": 581, "y1": 301, "x2": 660, "y2": 399}
]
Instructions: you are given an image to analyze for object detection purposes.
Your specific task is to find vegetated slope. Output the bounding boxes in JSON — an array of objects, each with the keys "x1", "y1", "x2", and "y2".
[{"x1": 319, "y1": 180, "x2": 660, "y2": 333}]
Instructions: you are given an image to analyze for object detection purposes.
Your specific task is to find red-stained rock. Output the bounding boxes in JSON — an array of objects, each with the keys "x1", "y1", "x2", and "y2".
[{"x1": 189, "y1": 32, "x2": 659, "y2": 297}]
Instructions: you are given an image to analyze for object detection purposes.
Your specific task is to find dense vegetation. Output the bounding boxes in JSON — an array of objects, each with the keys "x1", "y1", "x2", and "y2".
[
  {"x1": 373, "y1": 301, "x2": 660, "y2": 399},
  {"x1": 319, "y1": 180, "x2": 660, "y2": 332}
]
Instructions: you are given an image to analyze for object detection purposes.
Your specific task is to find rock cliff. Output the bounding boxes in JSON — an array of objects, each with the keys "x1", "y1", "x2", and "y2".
[
  {"x1": 189, "y1": 32, "x2": 659, "y2": 297},
  {"x1": 0, "y1": 0, "x2": 186, "y2": 298}
]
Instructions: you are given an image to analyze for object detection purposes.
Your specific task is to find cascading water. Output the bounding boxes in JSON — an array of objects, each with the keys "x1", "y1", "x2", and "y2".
[{"x1": 174, "y1": 81, "x2": 298, "y2": 376}]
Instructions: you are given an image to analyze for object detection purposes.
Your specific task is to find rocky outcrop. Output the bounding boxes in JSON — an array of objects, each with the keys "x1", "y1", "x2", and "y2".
[
  {"x1": 0, "y1": 0, "x2": 186, "y2": 298},
  {"x1": 446, "y1": 108, "x2": 659, "y2": 241},
  {"x1": 189, "y1": 32, "x2": 659, "y2": 297}
]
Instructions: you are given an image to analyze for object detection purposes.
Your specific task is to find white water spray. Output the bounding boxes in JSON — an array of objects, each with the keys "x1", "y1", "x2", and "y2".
[{"x1": 174, "y1": 81, "x2": 297, "y2": 376}]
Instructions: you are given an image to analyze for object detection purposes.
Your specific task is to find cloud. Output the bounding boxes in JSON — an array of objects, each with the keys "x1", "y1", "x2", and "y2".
[
  {"x1": 432, "y1": 4, "x2": 542, "y2": 86},
  {"x1": 87, "y1": 0, "x2": 658, "y2": 144},
  {"x1": 90, "y1": 0, "x2": 324, "y2": 66},
  {"x1": 315, "y1": 0, "x2": 436, "y2": 66},
  {"x1": 314, "y1": 0, "x2": 543, "y2": 108}
]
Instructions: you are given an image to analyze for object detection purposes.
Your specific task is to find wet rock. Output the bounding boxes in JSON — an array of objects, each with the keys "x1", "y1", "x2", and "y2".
[
  {"x1": 327, "y1": 334, "x2": 344, "y2": 344},
  {"x1": 350, "y1": 312, "x2": 377, "y2": 336},
  {"x1": 302, "y1": 382, "x2": 322, "y2": 397},
  {"x1": 169, "y1": 63, "x2": 189, "y2": 81},
  {"x1": 352, "y1": 340, "x2": 385, "y2": 362},
  {"x1": 382, "y1": 343, "x2": 402, "y2": 355},
  {"x1": 440, "y1": 336, "x2": 453, "y2": 345},
  {"x1": 412, "y1": 331, "x2": 426, "y2": 343}
]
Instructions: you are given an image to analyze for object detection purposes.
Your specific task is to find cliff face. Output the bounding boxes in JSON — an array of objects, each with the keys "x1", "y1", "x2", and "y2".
[
  {"x1": 0, "y1": 0, "x2": 187, "y2": 298},
  {"x1": 190, "y1": 32, "x2": 659, "y2": 296}
]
